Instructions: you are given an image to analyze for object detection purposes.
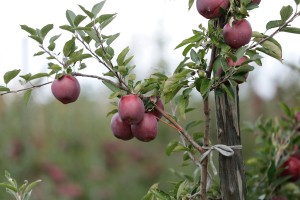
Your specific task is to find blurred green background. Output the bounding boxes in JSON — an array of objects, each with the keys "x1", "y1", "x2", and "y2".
[{"x1": 0, "y1": 66, "x2": 299, "y2": 200}]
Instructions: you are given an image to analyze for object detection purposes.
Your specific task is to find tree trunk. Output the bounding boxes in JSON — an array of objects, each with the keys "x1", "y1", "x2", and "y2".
[{"x1": 214, "y1": 87, "x2": 247, "y2": 199}]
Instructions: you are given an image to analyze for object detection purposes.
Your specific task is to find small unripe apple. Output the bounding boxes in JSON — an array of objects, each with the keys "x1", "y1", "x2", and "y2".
[
  {"x1": 131, "y1": 113, "x2": 158, "y2": 142},
  {"x1": 51, "y1": 75, "x2": 80, "y2": 104},
  {"x1": 196, "y1": 0, "x2": 229, "y2": 19},
  {"x1": 110, "y1": 113, "x2": 133, "y2": 140},
  {"x1": 118, "y1": 94, "x2": 145, "y2": 125},
  {"x1": 223, "y1": 19, "x2": 252, "y2": 49},
  {"x1": 148, "y1": 98, "x2": 164, "y2": 120},
  {"x1": 280, "y1": 157, "x2": 300, "y2": 182}
]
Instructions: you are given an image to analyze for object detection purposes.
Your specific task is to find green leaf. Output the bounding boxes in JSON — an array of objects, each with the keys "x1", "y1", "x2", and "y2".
[
  {"x1": 235, "y1": 46, "x2": 248, "y2": 60},
  {"x1": 279, "y1": 102, "x2": 293, "y2": 117},
  {"x1": 59, "y1": 25, "x2": 75, "y2": 33},
  {"x1": 117, "y1": 47, "x2": 130, "y2": 65},
  {"x1": 195, "y1": 77, "x2": 211, "y2": 99},
  {"x1": 23, "y1": 180, "x2": 42, "y2": 196},
  {"x1": 280, "y1": 5, "x2": 293, "y2": 22},
  {"x1": 74, "y1": 15, "x2": 87, "y2": 26},
  {"x1": 185, "y1": 120, "x2": 203, "y2": 131},
  {"x1": 255, "y1": 38, "x2": 282, "y2": 61},
  {"x1": 190, "y1": 49, "x2": 200, "y2": 63},
  {"x1": 20, "y1": 25, "x2": 36, "y2": 35},
  {"x1": 23, "y1": 89, "x2": 32, "y2": 105},
  {"x1": 63, "y1": 37, "x2": 76, "y2": 57},
  {"x1": 166, "y1": 141, "x2": 179, "y2": 156},
  {"x1": 175, "y1": 33, "x2": 202, "y2": 49},
  {"x1": 266, "y1": 20, "x2": 283, "y2": 30},
  {"x1": 92, "y1": 1, "x2": 106, "y2": 17},
  {"x1": 29, "y1": 35, "x2": 43, "y2": 44},
  {"x1": 34, "y1": 51, "x2": 45, "y2": 56},
  {"x1": 4, "y1": 69, "x2": 21, "y2": 84},
  {"x1": 48, "y1": 42, "x2": 56, "y2": 51},
  {"x1": 0, "y1": 86, "x2": 10, "y2": 92},
  {"x1": 79, "y1": 5, "x2": 94, "y2": 19},
  {"x1": 295, "y1": 0, "x2": 300, "y2": 5},
  {"x1": 100, "y1": 14, "x2": 116, "y2": 30},
  {"x1": 66, "y1": 10, "x2": 76, "y2": 26},
  {"x1": 102, "y1": 80, "x2": 122, "y2": 93},
  {"x1": 85, "y1": 29, "x2": 100, "y2": 43},
  {"x1": 221, "y1": 83, "x2": 234, "y2": 100},
  {"x1": 182, "y1": 43, "x2": 194, "y2": 57},
  {"x1": 29, "y1": 73, "x2": 49, "y2": 81},
  {"x1": 69, "y1": 54, "x2": 92, "y2": 63},
  {"x1": 188, "y1": 0, "x2": 195, "y2": 10},
  {"x1": 281, "y1": 27, "x2": 300, "y2": 34},
  {"x1": 41, "y1": 24, "x2": 53, "y2": 39},
  {"x1": 106, "y1": 33, "x2": 120, "y2": 46},
  {"x1": 150, "y1": 189, "x2": 171, "y2": 200}
]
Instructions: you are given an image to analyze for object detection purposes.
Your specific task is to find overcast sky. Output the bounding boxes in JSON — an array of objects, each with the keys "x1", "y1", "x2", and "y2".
[{"x1": 0, "y1": 0, "x2": 299, "y2": 102}]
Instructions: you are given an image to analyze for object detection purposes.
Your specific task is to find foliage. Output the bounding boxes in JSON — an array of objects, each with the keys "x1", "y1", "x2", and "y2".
[
  {"x1": 0, "y1": 171, "x2": 41, "y2": 200},
  {"x1": 0, "y1": 0, "x2": 300, "y2": 199}
]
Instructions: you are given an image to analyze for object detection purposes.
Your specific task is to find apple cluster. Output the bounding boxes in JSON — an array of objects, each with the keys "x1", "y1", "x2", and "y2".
[
  {"x1": 110, "y1": 94, "x2": 164, "y2": 142},
  {"x1": 196, "y1": 0, "x2": 260, "y2": 49}
]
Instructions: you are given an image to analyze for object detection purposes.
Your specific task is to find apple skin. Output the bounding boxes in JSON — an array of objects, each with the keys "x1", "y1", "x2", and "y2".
[
  {"x1": 223, "y1": 19, "x2": 252, "y2": 49},
  {"x1": 280, "y1": 157, "x2": 300, "y2": 182},
  {"x1": 196, "y1": 0, "x2": 229, "y2": 19},
  {"x1": 148, "y1": 98, "x2": 164, "y2": 120},
  {"x1": 110, "y1": 113, "x2": 134, "y2": 140},
  {"x1": 131, "y1": 113, "x2": 158, "y2": 142},
  {"x1": 51, "y1": 75, "x2": 80, "y2": 104},
  {"x1": 118, "y1": 94, "x2": 145, "y2": 125}
]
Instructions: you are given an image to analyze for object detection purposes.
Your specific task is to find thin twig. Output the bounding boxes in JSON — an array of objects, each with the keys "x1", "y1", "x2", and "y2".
[
  {"x1": 249, "y1": 10, "x2": 300, "y2": 49},
  {"x1": 0, "y1": 81, "x2": 52, "y2": 96}
]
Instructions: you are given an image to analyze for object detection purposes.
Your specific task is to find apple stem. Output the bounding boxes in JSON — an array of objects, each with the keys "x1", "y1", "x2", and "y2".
[{"x1": 151, "y1": 100, "x2": 204, "y2": 154}]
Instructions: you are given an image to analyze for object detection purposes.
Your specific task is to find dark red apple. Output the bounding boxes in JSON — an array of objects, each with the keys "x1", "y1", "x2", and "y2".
[
  {"x1": 110, "y1": 113, "x2": 134, "y2": 140},
  {"x1": 223, "y1": 19, "x2": 252, "y2": 49},
  {"x1": 148, "y1": 98, "x2": 164, "y2": 120},
  {"x1": 51, "y1": 75, "x2": 80, "y2": 104},
  {"x1": 196, "y1": 0, "x2": 229, "y2": 19},
  {"x1": 131, "y1": 113, "x2": 158, "y2": 142},
  {"x1": 118, "y1": 94, "x2": 145, "y2": 125},
  {"x1": 280, "y1": 157, "x2": 300, "y2": 182}
]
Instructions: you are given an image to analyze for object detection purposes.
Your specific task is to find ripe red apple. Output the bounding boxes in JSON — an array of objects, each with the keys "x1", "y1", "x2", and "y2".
[
  {"x1": 148, "y1": 98, "x2": 164, "y2": 120},
  {"x1": 118, "y1": 94, "x2": 145, "y2": 125},
  {"x1": 110, "y1": 113, "x2": 134, "y2": 140},
  {"x1": 196, "y1": 0, "x2": 229, "y2": 19},
  {"x1": 131, "y1": 113, "x2": 158, "y2": 142},
  {"x1": 51, "y1": 75, "x2": 80, "y2": 104},
  {"x1": 280, "y1": 157, "x2": 300, "y2": 182},
  {"x1": 223, "y1": 19, "x2": 252, "y2": 49}
]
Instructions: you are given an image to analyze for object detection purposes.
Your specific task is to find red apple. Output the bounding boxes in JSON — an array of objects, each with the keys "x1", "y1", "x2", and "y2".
[
  {"x1": 51, "y1": 75, "x2": 80, "y2": 104},
  {"x1": 110, "y1": 113, "x2": 134, "y2": 140},
  {"x1": 148, "y1": 98, "x2": 164, "y2": 120},
  {"x1": 196, "y1": 0, "x2": 229, "y2": 19},
  {"x1": 216, "y1": 56, "x2": 248, "y2": 84},
  {"x1": 223, "y1": 19, "x2": 252, "y2": 49},
  {"x1": 280, "y1": 157, "x2": 300, "y2": 182},
  {"x1": 131, "y1": 113, "x2": 158, "y2": 142},
  {"x1": 118, "y1": 94, "x2": 145, "y2": 125}
]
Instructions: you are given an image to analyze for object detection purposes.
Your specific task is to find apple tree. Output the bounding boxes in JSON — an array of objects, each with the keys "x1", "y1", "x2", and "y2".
[{"x1": 1, "y1": 0, "x2": 300, "y2": 199}]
